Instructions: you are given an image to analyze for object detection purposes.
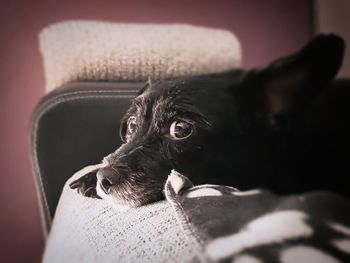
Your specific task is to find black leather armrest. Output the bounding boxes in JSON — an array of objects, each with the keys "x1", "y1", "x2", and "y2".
[{"x1": 30, "y1": 81, "x2": 142, "y2": 235}]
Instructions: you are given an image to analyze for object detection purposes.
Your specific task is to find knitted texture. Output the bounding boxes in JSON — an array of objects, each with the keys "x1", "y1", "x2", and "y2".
[
  {"x1": 43, "y1": 166, "x2": 200, "y2": 263},
  {"x1": 44, "y1": 167, "x2": 350, "y2": 262},
  {"x1": 39, "y1": 20, "x2": 241, "y2": 93}
]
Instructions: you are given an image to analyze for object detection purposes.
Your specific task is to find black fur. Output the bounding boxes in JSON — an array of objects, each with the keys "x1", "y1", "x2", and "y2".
[{"x1": 70, "y1": 34, "x2": 348, "y2": 207}]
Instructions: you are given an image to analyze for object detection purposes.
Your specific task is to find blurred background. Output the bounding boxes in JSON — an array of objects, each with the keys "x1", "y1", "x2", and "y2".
[{"x1": 0, "y1": 0, "x2": 348, "y2": 262}]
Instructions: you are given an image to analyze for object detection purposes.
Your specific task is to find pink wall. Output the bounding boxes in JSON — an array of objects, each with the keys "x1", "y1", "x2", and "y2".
[{"x1": 0, "y1": 0, "x2": 311, "y2": 262}]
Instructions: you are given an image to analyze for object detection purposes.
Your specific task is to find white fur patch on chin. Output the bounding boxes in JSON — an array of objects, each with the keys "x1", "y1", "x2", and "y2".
[
  {"x1": 185, "y1": 188, "x2": 222, "y2": 198},
  {"x1": 206, "y1": 210, "x2": 313, "y2": 261},
  {"x1": 280, "y1": 245, "x2": 339, "y2": 263},
  {"x1": 95, "y1": 183, "x2": 129, "y2": 210}
]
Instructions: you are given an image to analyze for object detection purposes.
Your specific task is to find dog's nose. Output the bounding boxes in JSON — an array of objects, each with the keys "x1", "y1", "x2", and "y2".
[{"x1": 97, "y1": 167, "x2": 120, "y2": 193}]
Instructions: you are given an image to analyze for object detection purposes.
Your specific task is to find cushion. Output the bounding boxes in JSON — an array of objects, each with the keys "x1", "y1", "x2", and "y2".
[
  {"x1": 43, "y1": 165, "x2": 350, "y2": 262},
  {"x1": 39, "y1": 20, "x2": 241, "y2": 93}
]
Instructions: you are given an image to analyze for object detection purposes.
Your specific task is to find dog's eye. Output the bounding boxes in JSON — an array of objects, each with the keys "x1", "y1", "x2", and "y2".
[
  {"x1": 127, "y1": 116, "x2": 137, "y2": 136},
  {"x1": 169, "y1": 120, "x2": 193, "y2": 140}
]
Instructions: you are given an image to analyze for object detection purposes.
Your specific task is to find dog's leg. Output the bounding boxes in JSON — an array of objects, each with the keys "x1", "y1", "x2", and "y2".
[{"x1": 69, "y1": 172, "x2": 101, "y2": 199}]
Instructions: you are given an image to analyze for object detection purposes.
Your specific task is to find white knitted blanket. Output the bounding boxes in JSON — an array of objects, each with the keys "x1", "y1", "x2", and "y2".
[
  {"x1": 39, "y1": 20, "x2": 241, "y2": 93},
  {"x1": 43, "y1": 166, "x2": 201, "y2": 263},
  {"x1": 43, "y1": 165, "x2": 350, "y2": 263}
]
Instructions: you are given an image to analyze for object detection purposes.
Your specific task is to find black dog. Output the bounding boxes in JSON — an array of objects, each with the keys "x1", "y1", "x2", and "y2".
[{"x1": 70, "y1": 34, "x2": 348, "y2": 207}]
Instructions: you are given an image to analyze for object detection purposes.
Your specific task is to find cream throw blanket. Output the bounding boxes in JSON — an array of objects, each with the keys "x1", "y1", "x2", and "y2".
[
  {"x1": 43, "y1": 166, "x2": 350, "y2": 262},
  {"x1": 39, "y1": 21, "x2": 241, "y2": 93},
  {"x1": 43, "y1": 167, "x2": 201, "y2": 263}
]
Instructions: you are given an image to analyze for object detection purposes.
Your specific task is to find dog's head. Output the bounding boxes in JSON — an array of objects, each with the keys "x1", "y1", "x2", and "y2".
[{"x1": 96, "y1": 35, "x2": 345, "y2": 206}]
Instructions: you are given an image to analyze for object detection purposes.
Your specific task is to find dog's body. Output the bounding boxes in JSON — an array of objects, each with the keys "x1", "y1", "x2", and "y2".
[{"x1": 70, "y1": 35, "x2": 349, "y2": 207}]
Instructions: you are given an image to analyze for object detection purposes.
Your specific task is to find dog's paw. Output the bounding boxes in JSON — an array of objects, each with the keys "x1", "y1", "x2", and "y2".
[{"x1": 69, "y1": 172, "x2": 101, "y2": 199}]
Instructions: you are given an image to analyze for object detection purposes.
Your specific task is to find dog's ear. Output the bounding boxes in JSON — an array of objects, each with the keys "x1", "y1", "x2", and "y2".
[{"x1": 239, "y1": 34, "x2": 345, "y2": 127}]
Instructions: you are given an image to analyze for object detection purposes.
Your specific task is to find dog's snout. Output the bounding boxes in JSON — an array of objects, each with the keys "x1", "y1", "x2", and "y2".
[{"x1": 97, "y1": 167, "x2": 120, "y2": 193}]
